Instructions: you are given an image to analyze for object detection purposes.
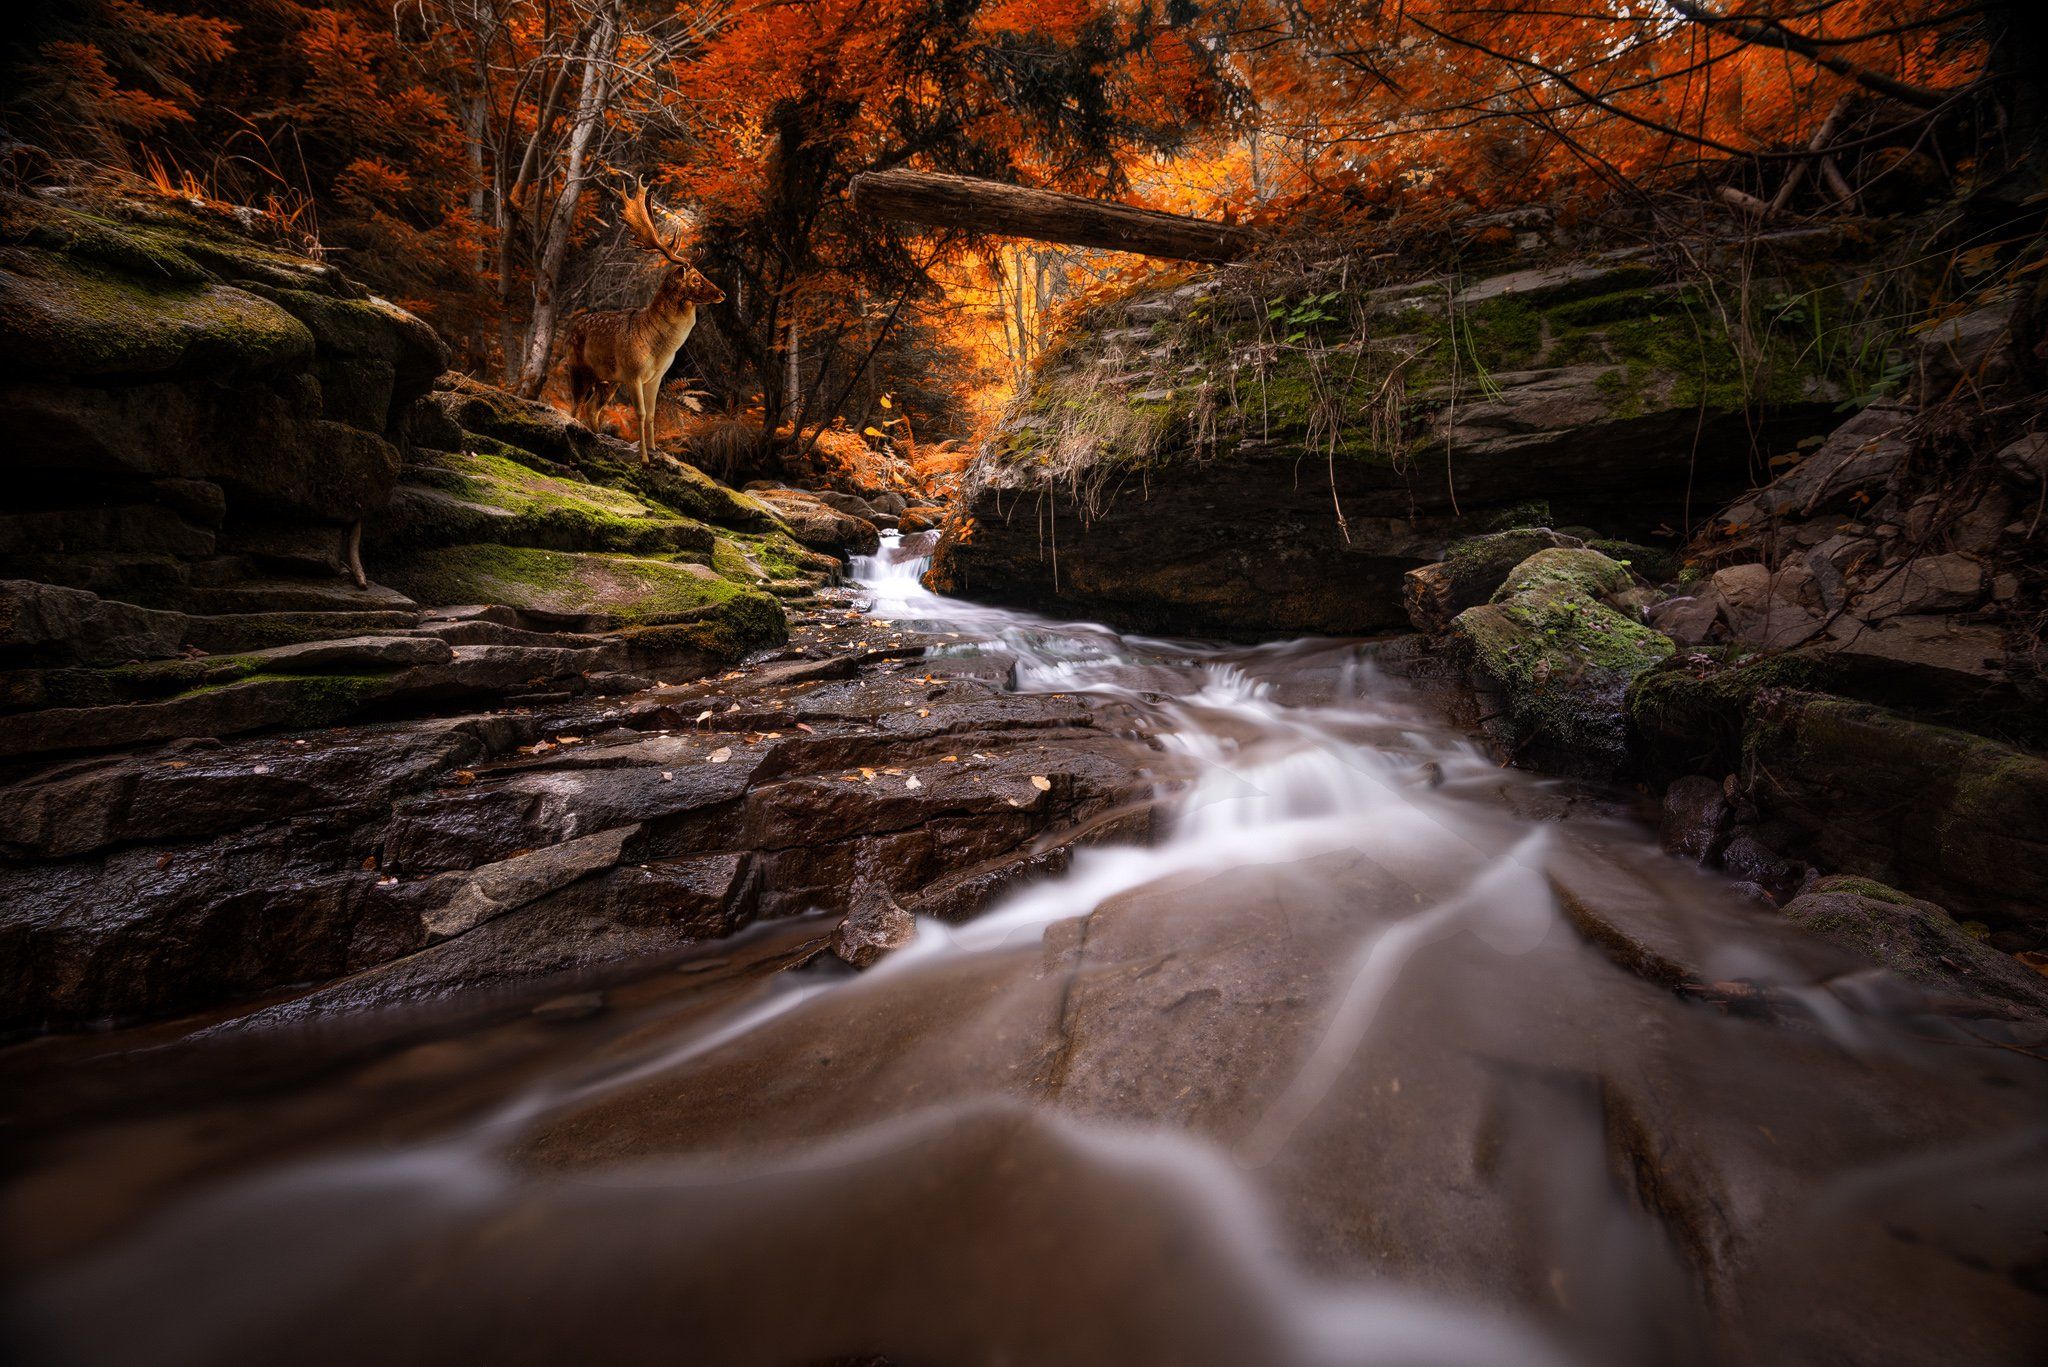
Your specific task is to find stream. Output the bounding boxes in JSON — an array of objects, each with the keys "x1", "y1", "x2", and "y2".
[{"x1": 4, "y1": 531, "x2": 2044, "y2": 1366}]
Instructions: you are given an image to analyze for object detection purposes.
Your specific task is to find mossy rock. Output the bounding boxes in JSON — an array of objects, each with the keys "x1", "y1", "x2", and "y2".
[
  {"x1": 1628, "y1": 651, "x2": 1842, "y2": 781},
  {"x1": 386, "y1": 448, "x2": 718, "y2": 557},
  {"x1": 1744, "y1": 692, "x2": 2048, "y2": 930},
  {"x1": 1782, "y1": 874, "x2": 2048, "y2": 1018},
  {"x1": 1585, "y1": 539, "x2": 1682, "y2": 583},
  {"x1": 1452, "y1": 548, "x2": 1673, "y2": 777},
  {"x1": 0, "y1": 246, "x2": 314, "y2": 382},
  {"x1": 1404, "y1": 528, "x2": 1582, "y2": 633},
  {"x1": 376, "y1": 543, "x2": 782, "y2": 629},
  {"x1": 1488, "y1": 547, "x2": 1637, "y2": 603}
]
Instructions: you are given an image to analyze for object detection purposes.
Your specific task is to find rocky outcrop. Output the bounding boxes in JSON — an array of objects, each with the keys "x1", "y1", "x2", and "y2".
[
  {"x1": 0, "y1": 596, "x2": 1155, "y2": 1031},
  {"x1": 0, "y1": 192, "x2": 842, "y2": 763},
  {"x1": 0, "y1": 187, "x2": 445, "y2": 607},
  {"x1": 933, "y1": 238, "x2": 1855, "y2": 635}
]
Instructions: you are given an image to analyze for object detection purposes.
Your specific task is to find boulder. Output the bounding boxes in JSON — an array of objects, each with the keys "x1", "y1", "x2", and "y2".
[
  {"x1": 750, "y1": 490, "x2": 881, "y2": 556},
  {"x1": 1744, "y1": 692, "x2": 2048, "y2": 930},
  {"x1": 1400, "y1": 527, "x2": 1582, "y2": 633},
  {"x1": 1449, "y1": 548, "x2": 1674, "y2": 777},
  {"x1": 1782, "y1": 876, "x2": 2048, "y2": 1021}
]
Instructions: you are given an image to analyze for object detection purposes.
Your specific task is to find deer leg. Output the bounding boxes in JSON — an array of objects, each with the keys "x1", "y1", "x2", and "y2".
[
  {"x1": 343, "y1": 520, "x2": 367, "y2": 589},
  {"x1": 637, "y1": 379, "x2": 656, "y2": 466}
]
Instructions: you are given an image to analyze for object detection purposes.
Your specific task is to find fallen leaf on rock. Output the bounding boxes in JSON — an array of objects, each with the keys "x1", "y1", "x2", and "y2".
[
  {"x1": 905, "y1": 775, "x2": 922, "y2": 789},
  {"x1": 726, "y1": 703, "x2": 741, "y2": 713},
  {"x1": 1030, "y1": 775, "x2": 1052, "y2": 791},
  {"x1": 555, "y1": 735, "x2": 582, "y2": 745},
  {"x1": 156, "y1": 853, "x2": 173, "y2": 870},
  {"x1": 2020, "y1": 950, "x2": 2048, "y2": 979},
  {"x1": 1006, "y1": 797, "x2": 1026, "y2": 807},
  {"x1": 661, "y1": 771, "x2": 674, "y2": 781},
  {"x1": 695, "y1": 709, "x2": 712, "y2": 723},
  {"x1": 251, "y1": 764, "x2": 270, "y2": 775},
  {"x1": 378, "y1": 876, "x2": 398, "y2": 887},
  {"x1": 709, "y1": 747, "x2": 733, "y2": 763},
  {"x1": 860, "y1": 766, "x2": 876, "y2": 779},
  {"x1": 360, "y1": 855, "x2": 377, "y2": 871},
  {"x1": 160, "y1": 761, "x2": 189, "y2": 769},
  {"x1": 795, "y1": 723, "x2": 816, "y2": 733},
  {"x1": 917, "y1": 708, "x2": 930, "y2": 718},
  {"x1": 452, "y1": 770, "x2": 476, "y2": 785},
  {"x1": 941, "y1": 755, "x2": 958, "y2": 763}
]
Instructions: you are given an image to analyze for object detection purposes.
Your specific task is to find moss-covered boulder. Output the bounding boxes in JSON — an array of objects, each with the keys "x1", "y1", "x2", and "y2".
[
  {"x1": 1450, "y1": 548, "x2": 1674, "y2": 776},
  {"x1": 1781, "y1": 875, "x2": 2048, "y2": 1020},
  {"x1": 1743, "y1": 693, "x2": 2048, "y2": 931},
  {"x1": 378, "y1": 446, "x2": 719, "y2": 557},
  {"x1": 1401, "y1": 527, "x2": 1582, "y2": 633}
]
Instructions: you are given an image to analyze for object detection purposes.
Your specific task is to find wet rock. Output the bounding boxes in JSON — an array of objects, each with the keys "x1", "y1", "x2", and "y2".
[
  {"x1": 1745, "y1": 693, "x2": 2048, "y2": 929},
  {"x1": 1401, "y1": 528, "x2": 1582, "y2": 633},
  {"x1": 1660, "y1": 776, "x2": 1731, "y2": 863},
  {"x1": 0, "y1": 715, "x2": 528, "y2": 860},
  {"x1": 1782, "y1": 876, "x2": 2048, "y2": 1021},
  {"x1": 832, "y1": 875, "x2": 916, "y2": 968},
  {"x1": 750, "y1": 489, "x2": 880, "y2": 556},
  {"x1": 1718, "y1": 831, "x2": 1802, "y2": 901},
  {"x1": 1450, "y1": 548, "x2": 1674, "y2": 777},
  {"x1": 531, "y1": 991, "x2": 606, "y2": 1022},
  {"x1": 898, "y1": 505, "x2": 945, "y2": 534},
  {"x1": 412, "y1": 826, "x2": 639, "y2": 945}
]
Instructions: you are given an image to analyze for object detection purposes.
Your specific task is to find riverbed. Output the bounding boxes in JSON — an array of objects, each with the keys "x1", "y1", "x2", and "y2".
[{"x1": 5, "y1": 534, "x2": 2044, "y2": 1366}]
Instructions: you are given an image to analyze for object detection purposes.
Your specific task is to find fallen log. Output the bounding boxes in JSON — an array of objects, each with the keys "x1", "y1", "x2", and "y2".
[{"x1": 850, "y1": 169, "x2": 1257, "y2": 262}]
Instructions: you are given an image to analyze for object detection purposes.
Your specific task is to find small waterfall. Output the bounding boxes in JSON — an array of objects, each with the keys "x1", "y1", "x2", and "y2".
[{"x1": 847, "y1": 528, "x2": 938, "y2": 597}]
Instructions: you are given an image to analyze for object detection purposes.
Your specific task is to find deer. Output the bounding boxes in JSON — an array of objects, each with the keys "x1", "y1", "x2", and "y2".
[{"x1": 561, "y1": 178, "x2": 725, "y2": 467}]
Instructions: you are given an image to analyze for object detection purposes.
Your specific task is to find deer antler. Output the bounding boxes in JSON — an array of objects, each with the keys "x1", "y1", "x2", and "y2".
[{"x1": 619, "y1": 176, "x2": 697, "y2": 265}]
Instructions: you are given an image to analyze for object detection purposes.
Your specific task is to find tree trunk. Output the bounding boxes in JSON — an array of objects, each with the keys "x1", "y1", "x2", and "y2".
[
  {"x1": 850, "y1": 170, "x2": 1257, "y2": 262},
  {"x1": 515, "y1": 5, "x2": 615, "y2": 398}
]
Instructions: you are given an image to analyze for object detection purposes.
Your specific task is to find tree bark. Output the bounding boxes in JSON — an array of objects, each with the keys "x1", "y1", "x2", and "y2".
[
  {"x1": 850, "y1": 170, "x2": 1258, "y2": 262},
  {"x1": 516, "y1": 3, "x2": 615, "y2": 397}
]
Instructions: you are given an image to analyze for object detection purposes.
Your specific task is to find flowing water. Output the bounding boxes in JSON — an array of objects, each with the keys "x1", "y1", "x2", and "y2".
[{"x1": 5, "y1": 531, "x2": 2044, "y2": 1366}]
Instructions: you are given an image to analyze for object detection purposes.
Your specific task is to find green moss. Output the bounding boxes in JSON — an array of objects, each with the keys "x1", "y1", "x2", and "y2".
[
  {"x1": 1491, "y1": 547, "x2": 1635, "y2": 603},
  {"x1": 378, "y1": 544, "x2": 769, "y2": 623},
  {"x1": 0, "y1": 247, "x2": 314, "y2": 380},
  {"x1": 404, "y1": 447, "x2": 718, "y2": 556},
  {"x1": 1816, "y1": 876, "x2": 1919, "y2": 908}
]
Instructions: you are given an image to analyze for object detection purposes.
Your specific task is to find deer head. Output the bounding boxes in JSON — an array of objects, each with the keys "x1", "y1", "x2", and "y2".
[{"x1": 621, "y1": 178, "x2": 725, "y2": 305}]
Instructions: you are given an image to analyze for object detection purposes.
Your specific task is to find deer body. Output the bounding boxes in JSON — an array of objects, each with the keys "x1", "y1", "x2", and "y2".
[{"x1": 561, "y1": 182, "x2": 723, "y2": 467}]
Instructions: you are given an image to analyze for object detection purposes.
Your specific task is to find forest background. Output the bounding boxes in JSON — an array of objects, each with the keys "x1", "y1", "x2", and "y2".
[{"x1": 3, "y1": 0, "x2": 2025, "y2": 472}]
